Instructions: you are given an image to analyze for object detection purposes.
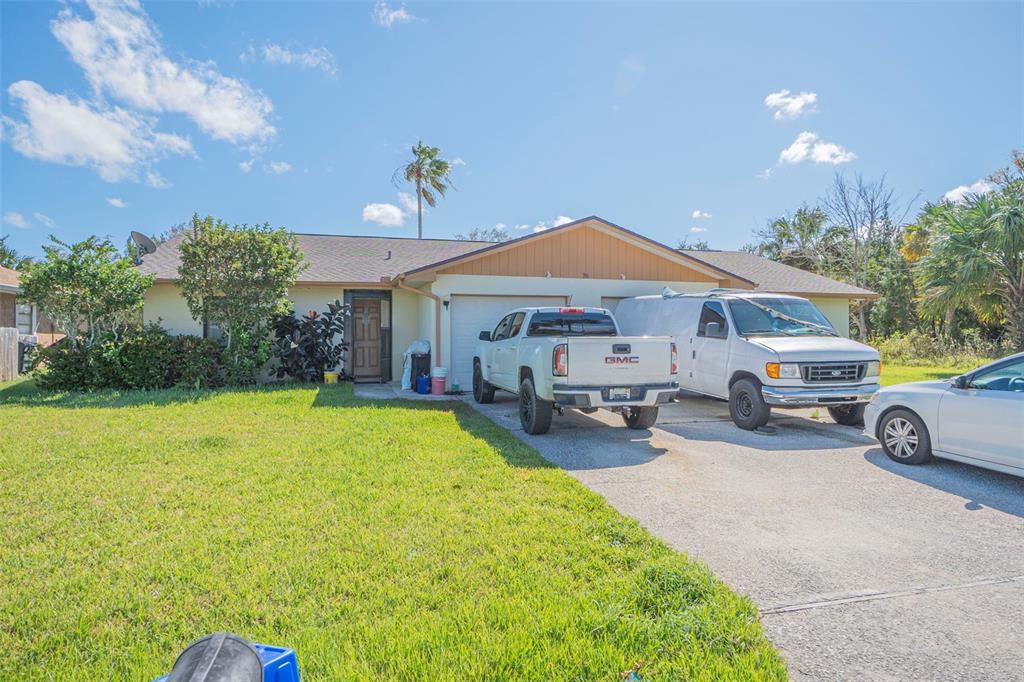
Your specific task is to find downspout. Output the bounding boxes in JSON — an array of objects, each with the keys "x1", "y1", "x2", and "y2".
[{"x1": 394, "y1": 275, "x2": 442, "y2": 369}]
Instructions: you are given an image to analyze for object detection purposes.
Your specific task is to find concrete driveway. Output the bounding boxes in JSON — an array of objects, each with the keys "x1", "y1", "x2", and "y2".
[{"x1": 466, "y1": 392, "x2": 1024, "y2": 681}]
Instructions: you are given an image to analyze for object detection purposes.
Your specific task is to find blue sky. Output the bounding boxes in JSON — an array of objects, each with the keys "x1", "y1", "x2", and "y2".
[{"x1": 2, "y1": 1, "x2": 1021, "y2": 257}]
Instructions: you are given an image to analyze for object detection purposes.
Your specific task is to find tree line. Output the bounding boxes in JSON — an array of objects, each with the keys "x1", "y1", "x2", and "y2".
[{"x1": 747, "y1": 151, "x2": 1024, "y2": 351}]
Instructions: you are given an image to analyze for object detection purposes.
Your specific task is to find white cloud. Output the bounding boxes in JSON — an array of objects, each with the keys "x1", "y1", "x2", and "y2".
[
  {"x1": 362, "y1": 202, "x2": 405, "y2": 227},
  {"x1": 266, "y1": 160, "x2": 292, "y2": 174},
  {"x1": 764, "y1": 89, "x2": 818, "y2": 120},
  {"x1": 494, "y1": 223, "x2": 507, "y2": 231},
  {"x1": 513, "y1": 215, "x2": 574, "y2": 233},
  {"x1": 691, "y1": 209, "x2": 712, "y2": 219},
  {"x1": 943, "y1": 179, "x2": 994, "y2": 203},
  {"x1": 778, "y1": 131, "x2": 856, "y2": 166},
  {"x1": 145, "y1": 169, "x2": 171, "y2": 188},
  {"x1": 51, "y1": 0, "x2": 275, "y2": 145},
  {"x1": 239, "y1": 158, "x2": 254, "y2": 173},
  {"x1": 2, "y1": 81, "x2": 193, "y2": 182},
  {"x1": 3, "y1": 211, "x2": 30, "y2": 229},
  {"x1": 397, "y1": 191, "x2": 419, "y2": 214},
  {"x1": 690, "y1": 226, "x2": 708, "y2": 233},
  {"x1": 241, "y1": 43, "x2": 337, "y2": 77},
  {"x1": 107, "y1": 197, "x2": 126, "y2": 208},
  {"x1": 451, "y1": 157, "x2": 466, "y2": 166},
  {"x1": 33, "y1": 212, "x2": 57, "y2": 229},
  {"x1": 372, "y1": 1, "x2": 414, "y2": 28}
]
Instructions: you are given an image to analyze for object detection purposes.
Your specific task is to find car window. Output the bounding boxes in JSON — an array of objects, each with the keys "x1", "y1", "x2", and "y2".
[
  {"x1": 506, "y1": 312, "x2": 526, "y2": 338},
  {"x1": 697, "y1": 301, "x2": 728, "y2": 338},
  {"x1": 526, "y1": 311, "x2": 617, "y2": 336},
  {"x1": 969, "y1": 358, "x2": 1024, "y2": 392},
  {"x1": 492, "y1": 314, "x2": 513, "y2": 341}
]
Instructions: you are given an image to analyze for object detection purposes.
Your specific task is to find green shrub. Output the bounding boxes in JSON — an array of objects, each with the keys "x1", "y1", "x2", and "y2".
[
  {"x1": 115, "y1": 324, "x2": 177, "y2": 390},
  {"x1": 33, "y1": 339, "x2": 116, "y2": 391},
  {"x1": 172, "y1": 336, "x2": 225, "y2": 389},
  {"x1": 33, "y1": 326, "x2": 231, "y2": 392},
  {"x1": 872, "y1": 329, "x2": 1012, "y2": 366}
]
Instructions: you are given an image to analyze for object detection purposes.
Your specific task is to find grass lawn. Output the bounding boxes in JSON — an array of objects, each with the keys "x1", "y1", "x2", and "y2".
[
  {"x1": 881, "y1": 363, "x2": 983, "y2": 386},
  {"x1": 0, "y1": 379, "x2": 784, "y2": 680}
]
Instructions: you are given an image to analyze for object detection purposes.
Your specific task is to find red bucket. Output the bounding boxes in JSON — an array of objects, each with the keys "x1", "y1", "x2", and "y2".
[{"x1": 430, "y1": 376, "x2": 446, "y2": 395}]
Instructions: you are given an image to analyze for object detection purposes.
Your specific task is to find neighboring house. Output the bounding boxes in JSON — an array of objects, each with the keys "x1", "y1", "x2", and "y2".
[
  {"x1": 138, "y1": 216, "x2": 876, "y2": 387},
  {"x1": 1, "y1": 265, "x2": 62, "y2": 345}
]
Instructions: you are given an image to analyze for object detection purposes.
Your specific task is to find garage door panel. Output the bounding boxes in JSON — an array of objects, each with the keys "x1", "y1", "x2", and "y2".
[{"x1": 449, "y1": 295, "x2": 566, "y2": 387}]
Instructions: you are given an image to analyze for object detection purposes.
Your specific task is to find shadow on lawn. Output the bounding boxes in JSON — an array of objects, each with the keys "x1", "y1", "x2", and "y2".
[{"x1": 1, "y1": 376, "x2": 224, "y2": 409}]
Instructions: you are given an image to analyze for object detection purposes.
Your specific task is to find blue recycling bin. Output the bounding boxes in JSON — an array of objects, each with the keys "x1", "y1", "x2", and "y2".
[
  {"x1": 416, "y1": 373, "x2": 430, "y2": 394},
  {"x1": 153, "y1": 643, "x2": 299, "y2": 682}
]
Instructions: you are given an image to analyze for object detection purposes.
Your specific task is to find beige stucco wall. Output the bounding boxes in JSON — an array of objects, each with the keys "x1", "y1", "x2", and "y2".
[
  {"x1": 807, "y1": 297, "x2": 851, "y2": 338},
  {"x1": 144, "y1": 282, "x2": 412, "y2": 379},
  {"x1": 143, "y1": 283, "x2": 202, "y2": 335}
]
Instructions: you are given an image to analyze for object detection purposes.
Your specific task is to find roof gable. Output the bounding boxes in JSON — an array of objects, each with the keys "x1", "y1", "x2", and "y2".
[{"x1": 400, "y1": 216, "x2": 754, "y2": 285}]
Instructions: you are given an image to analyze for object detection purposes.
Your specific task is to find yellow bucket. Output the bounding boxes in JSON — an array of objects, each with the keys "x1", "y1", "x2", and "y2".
[{"x1": 323, "y1": 371, "x2": 339, "y2": 384}]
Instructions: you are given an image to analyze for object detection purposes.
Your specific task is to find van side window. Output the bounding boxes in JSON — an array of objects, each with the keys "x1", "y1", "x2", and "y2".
[{"x1": 697, "y1": 301, "x2": 728, "y2": 337}]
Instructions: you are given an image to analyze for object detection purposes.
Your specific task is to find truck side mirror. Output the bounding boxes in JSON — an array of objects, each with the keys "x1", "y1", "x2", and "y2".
[
  {"x1": 478, "y1": 331, "x2": 491, "y2": 341},
  {"x1": 705, "y1": 322, "x2": 726, "y2": 339}
]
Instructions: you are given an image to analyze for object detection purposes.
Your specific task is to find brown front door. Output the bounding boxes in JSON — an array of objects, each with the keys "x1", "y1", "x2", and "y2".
[{"x1": 352, "y1": 299, "x2": 381, "y2": 381}]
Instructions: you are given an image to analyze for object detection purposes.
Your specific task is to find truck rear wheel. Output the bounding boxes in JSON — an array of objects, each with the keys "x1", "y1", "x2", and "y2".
[
  {"x1": 622, "y1": 406, "x2": 659, "y2": 429},
  {"x1": 519, "y1": 378, "x2": 553, "y2": 435},
  {"x1": 828, "y1": 404, "x2": 865, "y2": 426},
  {"x1": 729, "y1": 378, "x2": 771, "y2": 430}
]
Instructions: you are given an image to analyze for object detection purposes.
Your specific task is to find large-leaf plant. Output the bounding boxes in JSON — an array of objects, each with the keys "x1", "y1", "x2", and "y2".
[{"x1": 270, "y1": 299, "x2": 351, "y2": 381}]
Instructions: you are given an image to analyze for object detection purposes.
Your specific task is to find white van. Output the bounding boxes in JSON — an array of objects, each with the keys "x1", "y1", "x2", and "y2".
[{"x1": 615, "y1": 289, "x2": 881, "y2": 430}]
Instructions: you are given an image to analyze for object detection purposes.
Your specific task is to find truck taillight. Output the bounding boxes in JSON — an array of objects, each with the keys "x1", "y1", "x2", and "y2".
[
  {"x1": 670, "y1": 342, "x2": 678, "y2": 374},
  {"x1": 553, "y1": 343, "x2": 568, "y2": 376}
]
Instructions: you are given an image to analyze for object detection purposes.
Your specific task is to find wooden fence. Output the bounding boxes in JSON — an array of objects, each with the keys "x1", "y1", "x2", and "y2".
[{"x1": 0, "y1": 327, "x2": 18, "y2": 382}]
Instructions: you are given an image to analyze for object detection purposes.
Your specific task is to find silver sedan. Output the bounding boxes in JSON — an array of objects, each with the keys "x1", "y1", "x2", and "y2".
[{"x1": 863, "y1": 352, "x2": 1024, "y2": 478}]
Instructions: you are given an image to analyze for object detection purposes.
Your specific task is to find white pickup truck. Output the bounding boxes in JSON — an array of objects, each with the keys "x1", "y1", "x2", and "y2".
[
  {"x1": 472, "y1": 307, "x2": 679, "y2": 434},
  {"x1": 615, "y1": 291, "x2": 881, "y2": 430}
]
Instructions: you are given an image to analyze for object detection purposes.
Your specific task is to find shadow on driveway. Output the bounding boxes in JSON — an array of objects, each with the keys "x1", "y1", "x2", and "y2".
[{"x1": 864, "y1": 447, "x2": 1024, "y2": 519}]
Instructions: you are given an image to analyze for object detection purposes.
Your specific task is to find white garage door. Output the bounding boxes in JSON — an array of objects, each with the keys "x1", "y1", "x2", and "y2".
[{"x1": 449, "y1": 294, "x2": 567, "y2": 388}]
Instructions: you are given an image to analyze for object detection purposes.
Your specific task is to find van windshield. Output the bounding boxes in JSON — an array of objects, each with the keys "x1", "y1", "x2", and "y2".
[
  {"x1": 527, "y1": 312, "x2": 618, "y2": 336},
  {"x1": 727, "y1": 298, "x2": 837, "y2": 337}
]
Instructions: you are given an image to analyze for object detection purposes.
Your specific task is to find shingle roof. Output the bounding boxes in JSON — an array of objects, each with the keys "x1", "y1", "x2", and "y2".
[
  {"x1": 137, "y1": 233, "x2": 494, "y2": 283},
  {"x1": 135, "y1": 228, "x2": 872, "y2": 300},
  {"x1": 681, "y1": 250, "x2": 877, "y2": 298},
  {"x1": 0, "y1": 265, "x2": 21, "y2": 290}
]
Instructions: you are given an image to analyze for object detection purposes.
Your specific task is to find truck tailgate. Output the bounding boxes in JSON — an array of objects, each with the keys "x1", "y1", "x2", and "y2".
[{"x1": 566, "y1": 337, "x2": 673, "y2": 385}]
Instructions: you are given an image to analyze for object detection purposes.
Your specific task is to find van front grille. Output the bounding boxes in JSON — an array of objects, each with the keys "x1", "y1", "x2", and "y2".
[{"x1": 801, "y1": 363, "x2": 865, "y2": 383}]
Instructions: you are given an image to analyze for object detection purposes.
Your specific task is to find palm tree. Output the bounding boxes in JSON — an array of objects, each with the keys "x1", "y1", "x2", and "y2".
[
  {"x1": 394, "y1": 141, "x2": 454, "y2": 239},
  {"x1": 917, "y1": 181, "x2": 1024, "y2": 349}
]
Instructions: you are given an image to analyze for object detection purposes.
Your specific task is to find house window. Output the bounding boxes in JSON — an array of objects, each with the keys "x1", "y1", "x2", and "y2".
[
  {"x1": 16, "y1": 304, "x2": 34, "y2": 335},
  {"x1": 203, "y1": 297, "x2": 227, "y2": 341}
]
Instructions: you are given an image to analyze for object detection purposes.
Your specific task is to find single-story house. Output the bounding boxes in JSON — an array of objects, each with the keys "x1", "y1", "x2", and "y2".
[
  {"x1": 0, "y1": 265, "x2": 61, "y2": 345},
  {"x1": 137, "y1": 216, "x2": 876, "y2": 387}
]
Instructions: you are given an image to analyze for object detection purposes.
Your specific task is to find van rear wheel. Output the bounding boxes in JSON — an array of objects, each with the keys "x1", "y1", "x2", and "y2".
[
  {"x1": 729, "y1": 378, "x2": 771, "y2": 430},
  {"x1": 623, "y1": 406, "x2": 659, "y2": 429},
  {"x1": 828, "y1": 404, "x2": 865, "y2": 426}
]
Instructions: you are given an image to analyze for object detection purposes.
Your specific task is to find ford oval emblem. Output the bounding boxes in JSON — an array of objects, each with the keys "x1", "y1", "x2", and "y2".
[{"x1": 831, "y1": 370, "x2": 841, "y2": 376}]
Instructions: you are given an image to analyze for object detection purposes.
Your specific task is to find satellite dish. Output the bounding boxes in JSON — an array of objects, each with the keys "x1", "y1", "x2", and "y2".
[{"x1": 130, "y1": 231, "x2": 158, "y2": 254}]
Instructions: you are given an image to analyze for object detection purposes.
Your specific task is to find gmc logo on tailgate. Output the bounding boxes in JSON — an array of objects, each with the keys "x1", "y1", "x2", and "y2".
[{"x1": 605, "y1": 356, "x2": 640, "y2": 364}]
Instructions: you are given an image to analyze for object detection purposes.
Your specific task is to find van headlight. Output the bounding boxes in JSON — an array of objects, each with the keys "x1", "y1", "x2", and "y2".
[
  {"x1": 766, "y1": 362, "x2": 800, "y2": 379},
  {"x1": 865, "y1": 360, "x2": 881, "y2": 378}
]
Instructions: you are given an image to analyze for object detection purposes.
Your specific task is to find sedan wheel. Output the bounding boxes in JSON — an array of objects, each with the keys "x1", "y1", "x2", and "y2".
[
  {"x1": 878, "y1": 409, "x2": 932, "y2": 465},
  {"x1": 884, "y1": 418, "x2": 918, "y2": 458}
]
